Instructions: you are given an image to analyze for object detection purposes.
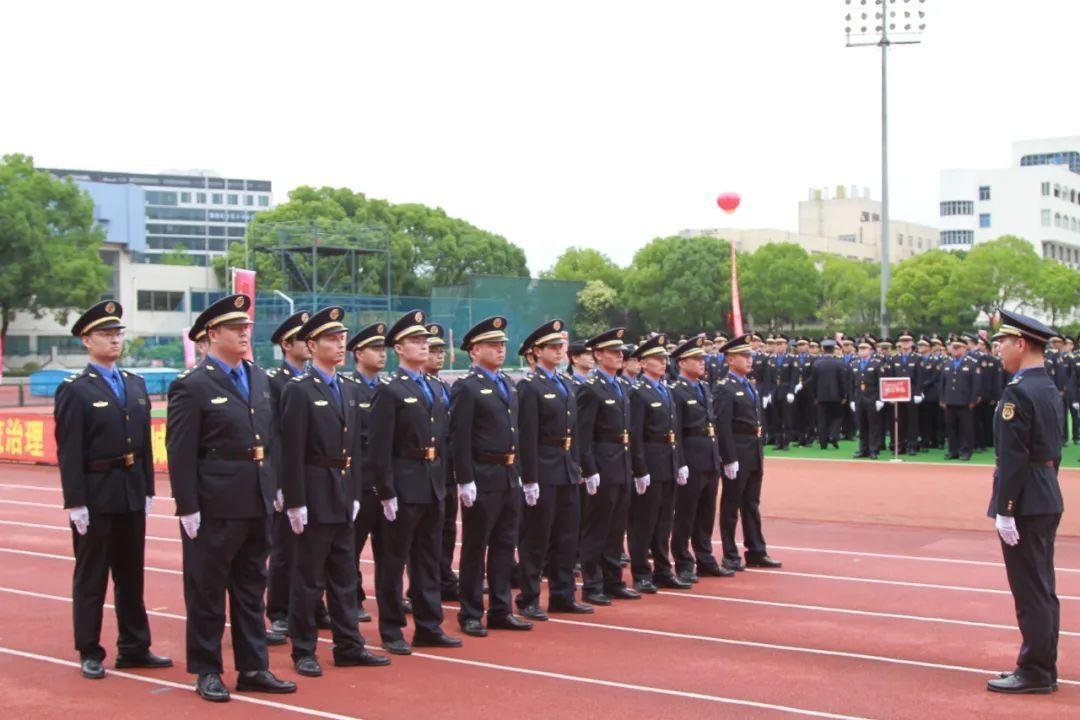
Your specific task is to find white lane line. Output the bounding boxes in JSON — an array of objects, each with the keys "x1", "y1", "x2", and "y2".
[
  {"x1": 0, "y1": 483, "x2": 175, "y2": 502},
  {"x1": 0, "y1": 585, "x2": 877, "y2": 720},
  {"x1": 0, "y1": 497, "x2": 177, "y2": 520},
  {"x1": 0, "y1": 646, "x2": 365, "y2": 719}
]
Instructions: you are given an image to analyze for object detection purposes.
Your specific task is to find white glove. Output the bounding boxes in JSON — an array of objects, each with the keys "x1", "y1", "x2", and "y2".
[
  {"x1": 786, "y1": 393, "x2": 795, "y2": 404},
  {"x1": 144, "y1": 497, "x2": 153, "y2": 516},
  {"x1": 69, "y1": 506, "x2": 89, "y2": 535},
  {"x1": 180, "y1": 512, "x2": 201, "y2": 540},
  {"x1": 676, "y1": 465, "x2": 689, "y2": 486},
  {"x1": 287, "y1": 506, "x2": 308, "y2": 534},
  {"x1": 875, "y1": 400, "x2": 884, "y2": 412},
  {"x1": 381, "y1": 497, "x2": 398, "y2": 522},
  {"x1": 273, "y1": 489, "x2": 283, "y2": 513},
  {"x1": 584, "y1": 474, "x2": 600, "y2": 495},
  {"x1": 995, "y1": 514, "x2": 1020, "y2": 546},
  {"x1": 1073, "y1": 402, "x2": 1079, "y2": 411},
  {"x1": 352, "y1": 499, "x2": 360, "y2": 522},
  {"x1": 723, "y1": 461, "x2": 739, "y2": 480},
  {"x1": 794, "y1": 383, "x2": 803, "y2": 394},
  {"x1": 850, "y1": 401, "x2": 856, "y2": 413},
  {"x1": 633, "y1": 475, "x2": 650, "y2": 495},
  {"x1": 762, "y1": 395, "x2": 771, "y2": 408},
  {"x1": 523, "y1": 482, "x2": 540, "y2": 506},
  {"x1": 913, "y1": 394, "x2": 924, "y2": 405},
  {"x1": 460, "y1": 482, "x2": 478, "y2": 508}
]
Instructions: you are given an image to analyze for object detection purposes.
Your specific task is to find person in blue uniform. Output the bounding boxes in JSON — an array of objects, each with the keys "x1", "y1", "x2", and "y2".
[
  {"x1": 423, "y1": 323, "x2": 461, "y2": 602},
  {"x1": 985, "y1": 310, "x2": 1065, "y2": 695},
  {"x1": 55, "y1": 300, "x2": 172, "y2": 680}
]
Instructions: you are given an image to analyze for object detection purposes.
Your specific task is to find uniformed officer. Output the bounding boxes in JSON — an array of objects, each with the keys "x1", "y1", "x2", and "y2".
[
  {"x1": 281, "y1": 307, "x2": 390, "y2": 676},
  {"x1": 424, "y1": 323, "x2": 460, "y2": 602},
  {"x1": 515, "y1": 320, "x2": 595, "y2": 617},
  {"x1": 576, "y1": 327, "x2": 640, "y2": 604},
  {"x1": 670, "y1": 335, "x2": 733, "y2": 577},
  {"x1": 369, "y1": 311, "x2": 462, "y2": 653},
  {"x1": 568, "y1": 339, "x2": 595, "y2": 383},
  {"x1": 770, "y1": 335, "x2": 798, "y2": 450},
  {"x1": 627, "y1": 334, "x2": 691, "y2": 593},
  {"x1": 189, "y1": 321, "x2": 210, "y2": 362},
  {"x1": 916, "y1": 336, "x2": 942, "y2": 452},
  {"x1": 265, "y1": 310, "x2": 323, "y2": 641},
  {"x1": 621, "y1": 343, "x2": 641, "y2": 383},
  {"x1": 807, "y1": 338, "x2": 846, "y2": 449},
  {"x1": 850, "y1": 337, "x2": 885, "y2": 459},
  {"x1": 347, "y1": 322, "x2": 389, "y2": 622},
  {"x1": 985, "y1": 311, "x2": 1064, "y2": 695},
  {"x1": 885, "y1": 330, "x2": 923, "y2": 455},
  {"x1": 964, "y1": 333, "x2": 991, "y2": 452},
  {"x1": 793, "y1": 337, "x2": 815, "y2": 446},
  {"x1": 839, "y1": 335, "x2": 857, "y2": 440},
  {"x1": 55, "y1": 300, "x2": 171, "y2": 680},
  {"x1": 714, "y1": 335, "x2": 782, "y2": 570},
  {"x1": 451, "y1": 316, "x2": 534, "y2": 635},
  {"x1": 166, "y1": 294, "x2": 295, "y2": 702},
  {"x1": 939, "y1": 335, "x2": 980, "y2": 461}
]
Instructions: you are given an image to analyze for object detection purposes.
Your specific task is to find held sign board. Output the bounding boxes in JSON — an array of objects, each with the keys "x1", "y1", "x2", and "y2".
[{"x1": 879, "y1": 377, "x2": 912, "y2": 403}]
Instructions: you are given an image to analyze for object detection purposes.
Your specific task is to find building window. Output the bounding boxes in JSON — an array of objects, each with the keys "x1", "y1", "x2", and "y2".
[
  {"x1": 227, "y1": 194, "x2": 239, "y2": 205},
  {"x1": 137, "y1": 290, "x2": 185, "y2": 312},
  {"x1": 212, "y1": 193, "x2": 223, "y2": 204},
  {"x1": 196, "y1": 192, "x2": 206, "y2": 203},
  {"x1": 1055, "y1": 213, "x2": 1062, "y2": 227},
  {"x1": 1042, "y1": 182, "x2": 1051, "y2": 196},
  {"x1": 38, "y1": 335, "x2": 85, "y2": 353},
  {"x1": 258, "y1": 196, "x2": 270, "y2": 207},
  {"x1": 244, "y1": 195, "x2": 254, "y2": 206},
  {"x1": 979, "y1": 213, "x2": 991, "y2": 228},
  {"x1": 941, "y1": 230, "x2": 974, "y2": 246},
  {"x1": 145, "y1": 190, "x2": 178, "y2": 206},
  {"x1": 3, "y1": 335, "x2": 31, "y2": 354},
  {"x1": 1042, "y1": 209, "x2": 1052, "y2": 226},
  {"x1": 838, "y1": 234, "x2": 856, "y2": 243},
  {"x1": 861, "y1": 211, "x2": 869, "y2": 222},
  {"x1": 978, "y1": 186, "x2": 990, "y2": 201},
  {"x1": 180, "y1": 192, "x2": 192, "y2": 203},
  {"x1": 940, "y1": 200, "x2": 974, "y2": 216}
]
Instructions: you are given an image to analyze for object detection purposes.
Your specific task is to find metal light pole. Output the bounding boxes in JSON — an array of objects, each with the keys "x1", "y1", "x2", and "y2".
[{"x1": 845, "y1": 0, "x2": 926, "y2": 337}]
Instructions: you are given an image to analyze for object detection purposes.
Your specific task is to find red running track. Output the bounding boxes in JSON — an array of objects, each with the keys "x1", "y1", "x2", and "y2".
[{"x1": 0, "y1": 463, "x2": 1077, "y2": 719}]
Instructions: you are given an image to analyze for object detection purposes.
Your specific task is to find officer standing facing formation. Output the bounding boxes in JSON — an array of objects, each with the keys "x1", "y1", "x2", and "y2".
[
  {"x1": 55, "y1": 300, "x2": 171, "y2": 680},
  {"x1": 808, "y1": 338, "x2": 846, "y2": 450},
  {"x1": 369, "y1": 311, "x2": 461, "y2": 653},
  {"x1": 714, "y1": 335, "x2": 781, "y2": 570},
  {"x1": 516, "y1": 320, "x2": 595, "y2": 617},
  {"x1": 280, "y1": 307, "x2": 390, "y2": 677},
  {"x1": 452, "y1": 316, "x2": 533, "y2": 634},
  {"x1": 985, "y1": 310, "x2": 1064, "y2": 695},
  {"x1": 166, "y1": 294, "x2": 295, "y2": 702}
]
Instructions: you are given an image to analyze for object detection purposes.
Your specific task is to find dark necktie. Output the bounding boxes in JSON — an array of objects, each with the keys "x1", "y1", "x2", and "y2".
[
  {"x1": 552, "y1": 373, "x2": 568, "y2": 397},
  {"x1": 229, "y1": 367, "x2": 250, "y2": 402},
  {"x1": 416, "y1": 375, "x2": 434, "y2": 405},
  {"x1": 611, "y1": 377, "x2": 622, "y2": 400},
  {"x1": 110, "y1": 370, "x2": 127, "y2": 405},
  {"x1": 327, "y1": 376, "x2": 342, "y2": 408}
]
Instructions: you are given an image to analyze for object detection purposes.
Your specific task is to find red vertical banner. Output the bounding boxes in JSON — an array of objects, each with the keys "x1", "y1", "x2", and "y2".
[
  {"x1": 729, "y1": 242, "x2": 744, "y2": 337},
  {"x1": 182, "y1": 326, "x2": 196, "y2": 369},
  {"x1": 232, "y1": 269, "x2": 257, "y2": 361}
]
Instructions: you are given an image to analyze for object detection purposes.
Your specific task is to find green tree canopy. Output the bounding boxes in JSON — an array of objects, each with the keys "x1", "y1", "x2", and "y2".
[
  {"x1": 817, "y1": 255, "x2": 880, "y2": 333},
  {"x1": 0, "y1": 154, "x2": 109, "y2": 337},
  {"x1": 946, "y1": 235, "x2": 1040, "y2": 319},
  {"x1": 887, "y1": 249, "x2": 975, "y2": 331},
  {"x1": 622, "y1": 235, "x2": 731, "y2": 336},
  {"x1": 541, "y1": 247, "x2": 624, "y2": 294},
  {"x1": 574, "y1": 279, "x2": 620, "y2": 338},
  {"x1": 1035, "y1": 258, "x2": 1080, "y2": 326},
  {"x1": 739, "y1": 242, "x2": 821, "y2": 330}
]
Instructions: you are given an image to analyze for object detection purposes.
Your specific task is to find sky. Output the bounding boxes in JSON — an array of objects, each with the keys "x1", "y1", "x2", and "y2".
[{"x1": 2, "y1": 1, "x2": 1078, "y2": 274}]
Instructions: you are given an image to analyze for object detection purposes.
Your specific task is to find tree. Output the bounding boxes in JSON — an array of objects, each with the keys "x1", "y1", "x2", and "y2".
[
  {"x1": 574, "y1": 280, "x2": 620, "y2": 338},
  {"x1": 1035, "y1": 258, "x2": 1080, "y2": 326},
  {"x1": 887, "y1": 250, "x2": 975, "y2": 331},
  {"x1": 0, "y1": 154, "x2": 110, "y2": 338},
  {"x1": 946, "y1": 236, "x2": 1040, "y2": 319},
  {"x1": 622, "y1": 235, "x2": 731, "y2": 336},
  {"x1": 818, "y1": 255, "x2": 880, "y2": 332},
  {"x1": 541, "y1": 247, "x2": 624, "y2": 293},
  {"x1": 739, "y1": 243, "x2": 821, "y2": 330},
  {"x1": 160, "y1": 245, "x2": 196, "y2": 266}
]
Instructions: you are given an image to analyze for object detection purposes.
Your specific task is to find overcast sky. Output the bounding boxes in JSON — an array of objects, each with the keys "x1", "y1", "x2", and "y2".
[{"x1": 3, "y1": 1, "x2": 1077, "y2": 273}]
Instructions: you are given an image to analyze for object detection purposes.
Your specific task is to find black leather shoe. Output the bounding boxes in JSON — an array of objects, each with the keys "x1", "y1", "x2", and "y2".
[
  {"x1": 402, "y1": 597, "x2": 413, "y2": 614},
  {"x1": 582, "y1": 592, "x2": 612, "y2": 606},
  {"x1": 487, "y1": 614, "x2": 533, "y2": 631},
  {"x1": 653, "y1": 575, "x2": 692, "y2": 589},
  {"x1": 745, "y1": 555, "x2": 782, "y2": 568},
  {"x1": 959, "y1": 454, "x2": 972, "y2": 461},
  {"x1": 460, "y1": 619, "x2": 488, "y2": 637},
  {"x1": 608, "y1": 586, "x2": 641, "y2": 600},
  {"x1": 996, "y1": 671, "x2": 1058, "y2": 692},
  {"x1": 519, "y1": 604, "x2": 549, "y2": 621},
  {"x1": 548, "y1": 599, "x2": 594, "y2": 614},
  {"x1": 868, "y1": 453, "x2": 879, "y2": 459},
  {"x1": 381, "y1": 638, "x2": 412, "y2": 655},
  {"x1": 676, "y1": 570, "x2": 699, "y2": 585},
  {"x1": 269, "y1": 618, "x2": 289, "y2": 636},
  {"x1": 986, "y1": 674, "x2": 1054, "y2": 694},
  {"x1": 698, "y1": 565, "x2": 735, "y2": 578},
  {"x1": 632, "y1": 579, "x2": 658, "y2": 594},
  {"x1": 266, "y1": 629, "x2": 287, "y2": 646},
  {"x1": 355, "y1": 605, "x2": 372, "y2": 623},
  {"x1": 315, "y1": 614, "x2": 332, "y2": 630},
  {"x1": 721, "y1": 559, "x2": 745, "y2": 572},
  {"x1": 852, "y1": 452, "x2": 869, "y2": 459},
  {"x1": 335, "y1": 648, "x2": 391, "y2": 666},
  {"x1": 196, "y1": 673, "x2": 230, "y2": 702},
  {"x1": 80, "y1": 657, "x2": 105, "y2": 679},
  {"x1": 115, "y1": 651, "x2": 173, "y2": 669},
  {"x1": 294, "y1": 655, "x2": 323, "y2": 677},
  {"x1": 236, "y1": 670, "x2": 297, "y2": 694},
  {"x1": 412, "y1": 631, "x2": 463, "y2": 648}
]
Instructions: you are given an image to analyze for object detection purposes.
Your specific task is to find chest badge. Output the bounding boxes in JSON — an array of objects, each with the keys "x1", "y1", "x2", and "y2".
[
  {"x1": 92, "y1": 401, "x2": 109, "y2": 408},
  {"x1": 404, "y1": 397, "x2": 418, "y2": 404},
  {"x1": 1001, "y1": 402, "x2": 1015, "y2": 421},
  {"x1": 211, "y1": 397, "x2": 228, "y2": 405},
  {"x1": 314, "y1": 400, "x2": 329, "y2": 407},
  {"x1": 544, "y1": 393, "x2": 557, "y2": 399}
]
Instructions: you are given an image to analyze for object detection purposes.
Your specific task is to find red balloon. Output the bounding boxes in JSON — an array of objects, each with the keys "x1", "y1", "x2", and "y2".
[{"x1": 716, "y1": 192, "x2": 741, "y2": 214}]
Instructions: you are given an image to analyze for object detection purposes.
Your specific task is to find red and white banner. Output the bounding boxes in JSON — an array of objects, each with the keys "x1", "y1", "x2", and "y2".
[
  {"x1": 730, "y1": 242, "x2": 744, "y2": 337},
  {"x1": 232, "y1": 269, "x2": 257, "y2": 360},
  {"x1": 879, "y1": 377, "x2": 912, "y2": 402}
]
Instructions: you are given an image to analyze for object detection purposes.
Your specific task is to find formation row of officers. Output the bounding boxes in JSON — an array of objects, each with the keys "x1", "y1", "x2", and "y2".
[{"x1": 54, "y1": 296, "x2": 780, "y2": 703}]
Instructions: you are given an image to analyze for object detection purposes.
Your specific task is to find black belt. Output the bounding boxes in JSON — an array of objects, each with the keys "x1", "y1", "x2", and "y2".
[
  {"x1": 307, "y1": 454, "x2": 352, "y2": 469},
  {"x1": 86, "y1": 453, "x2": 139, "y2": 472},
  {"x1": 733, "y1": 425, "x2": 763, "y2": 437},
  {"x1": 540, "y1": 436, "x2": 573, "y2": 450},
  {"x1": 644, "y1": 431, "x2": 676, "y2": 445},
  {"x1": 682, "y1": 425, "x2": 715, "y2": 438},
  {"x1": 396, "y1": 447, "x2": 438, "y2": 461},
  {"x1": 595, "y1": 432, "x2": 630, "y2": 445},
  {"x1": 200, "y1": 446, "x2": 265, "y2": 462},
  {"x1": 1032, "y1": 460, "x2": 1055, "y2": 468},
  {"x1": 475, "y1": 451, "x2": 516, "y2": 465}
]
